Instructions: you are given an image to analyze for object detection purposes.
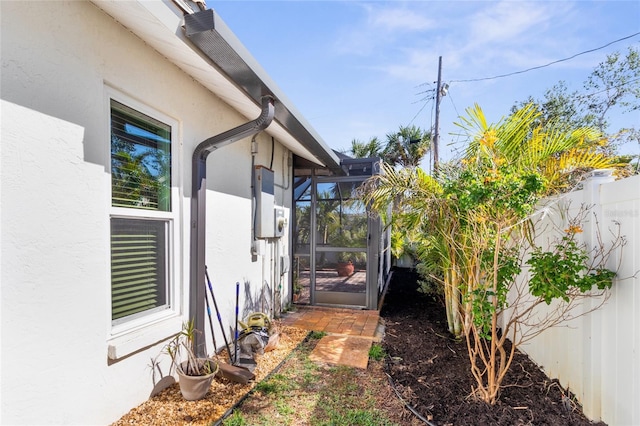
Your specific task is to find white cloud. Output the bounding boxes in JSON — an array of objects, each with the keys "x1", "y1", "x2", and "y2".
[
  {"x1": 367, "y1": 4, "x2": 437, "y2": 33},
  {"x1": 332, "y1": 2, "x2": 439, "y2": 56},
  {"x1": 459, "y1": 1, "x2": 581, "y2": 68},
  {"x1": 468, "y1": 1, "x2": 553, "y2": 44},
  {"x1": 376, "y1": 45, "x2": 441, "y2": 82},
  {"x1": 331, "y1": 0, "x2": 611, "y2": 111},
  {"x1": 373, "y1": 1, "x2": 589, "y2": 83}
]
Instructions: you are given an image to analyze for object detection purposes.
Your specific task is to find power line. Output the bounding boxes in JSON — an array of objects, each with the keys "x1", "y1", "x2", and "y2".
[
  {"x1": 450, "y1": 32, "x2": 640, "y2": 84},
  {"x1": 443, "y1": 92, "x2": 466, "y2": 157},
  {"x1": 408, "y1": 97, "x2": 433, "y2": 126},
  {"x1": 415, "y1": 81, "x2": 434, "y2": 89},
  {"x1": 446, "y1": 90, "x2": 462, "y2": 123},
  {"x1": 408, "y1": 35, "x2": 639, "y2": 140},
  {"x1": 414, "y1": 88, "x2": 436, "y2": 98}
]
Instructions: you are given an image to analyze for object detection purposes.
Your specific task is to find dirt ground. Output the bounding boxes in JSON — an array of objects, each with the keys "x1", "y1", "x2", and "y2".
[{"x1": 380, "y1": 268, "x2": 606, "y2": 426}]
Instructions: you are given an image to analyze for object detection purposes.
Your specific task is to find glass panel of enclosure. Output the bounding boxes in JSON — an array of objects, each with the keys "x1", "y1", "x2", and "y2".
[
  {"x1": 314, "y1": 179, "x2": 368, "y2": 306},
  {"x1": 293, "y1": 176, "x2": 312, "y2": 304},
  {"x1": 293, "y1": 158, "x2": 386, "y2": 309}
]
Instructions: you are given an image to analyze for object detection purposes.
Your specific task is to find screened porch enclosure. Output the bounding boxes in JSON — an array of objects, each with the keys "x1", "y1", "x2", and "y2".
[{"x1": 293, "y1": 157, "x2": 389, "y2": 310}]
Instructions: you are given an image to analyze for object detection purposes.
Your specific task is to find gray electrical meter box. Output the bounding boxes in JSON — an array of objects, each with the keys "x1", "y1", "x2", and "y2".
[{"x1": 254, "y1": 166, "x2": 275, "y2": 238}]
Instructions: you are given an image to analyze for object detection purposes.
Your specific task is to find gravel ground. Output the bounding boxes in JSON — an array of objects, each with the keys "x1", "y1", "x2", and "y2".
[{"x1": 112, "y1": 324, "x2": 309, "y2": 426}]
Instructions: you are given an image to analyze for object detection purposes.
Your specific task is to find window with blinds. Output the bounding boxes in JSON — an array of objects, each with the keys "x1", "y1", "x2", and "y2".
[
  {"x1": 110, "y1": 99, "x2": 173, "y2": 323},
  {"x1": 111, "y1": 218, "x2": 168, "y2": 321}
]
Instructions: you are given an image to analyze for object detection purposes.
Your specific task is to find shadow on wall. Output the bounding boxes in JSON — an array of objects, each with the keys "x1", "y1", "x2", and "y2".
[{"x1": 241, "y1": 279, "x2": 273, "y2": 320}]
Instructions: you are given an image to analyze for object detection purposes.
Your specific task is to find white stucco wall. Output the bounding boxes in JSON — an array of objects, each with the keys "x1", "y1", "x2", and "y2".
[{"x1": 1, "y1": 1, "x2": 292, "y2": 424}]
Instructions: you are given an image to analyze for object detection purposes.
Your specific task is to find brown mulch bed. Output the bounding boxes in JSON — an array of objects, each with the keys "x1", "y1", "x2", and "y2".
[
  {"x1": 111, "y1": 325, "x2": 309, "y2": 426},
  {"x1": 381, "y1": 268, "x2": 606, "y2": 426}
]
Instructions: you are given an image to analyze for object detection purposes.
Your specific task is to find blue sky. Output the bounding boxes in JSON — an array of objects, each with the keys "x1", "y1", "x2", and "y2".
[{"x1": 212, "y1": 1, "x2": 640, "y2": 166}]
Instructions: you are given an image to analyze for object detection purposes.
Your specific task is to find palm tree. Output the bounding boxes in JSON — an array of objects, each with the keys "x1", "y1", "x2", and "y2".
[
  {"x1": 365, "y1": 103, "x2": 621, "y2": 405},
  {"x1": 382, "y1": 125, "x2": 431, "y2": 168},
  {"x1": 363, "y1": 162, "x2": 465, "y2": 336},
  {"x1": 457, "y1": 103, "x2": 615, "y2": 191},
  {"x1": 449, "y1": 103, "x2": 619, "y2": 404},
  {"x1": 348, "y1": 137, "x2": 383, "y2": 158},
  {"x1": 364, "y1": 103, "x2": 619, "y2": 340}
]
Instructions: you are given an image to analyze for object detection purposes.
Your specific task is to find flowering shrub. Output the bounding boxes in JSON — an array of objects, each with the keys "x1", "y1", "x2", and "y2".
[{"x1": 527, "y1": 228, "x2": 616, "y2": 304}]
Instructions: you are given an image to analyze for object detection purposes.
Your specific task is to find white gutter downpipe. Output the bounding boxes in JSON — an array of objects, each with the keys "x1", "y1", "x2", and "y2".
[{"x1": 190, "y1": 95, "x2": 275, "y2": 356}]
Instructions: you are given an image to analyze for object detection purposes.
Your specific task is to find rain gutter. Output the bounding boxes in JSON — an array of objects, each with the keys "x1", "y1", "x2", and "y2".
[
  {"x1": 190, "y1": 95, "x2": 275, "y2": 356},
  {"x1": 184, "y1": 9, "x2": 341, "y2": 171},
  {"x1": 183, "y1": 8, "x2": 342, "y2": 356}
]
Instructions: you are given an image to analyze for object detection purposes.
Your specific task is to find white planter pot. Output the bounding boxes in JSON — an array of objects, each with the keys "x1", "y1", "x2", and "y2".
[{"x1": 177, "y1": 359, "x2": 218, "y2": 401}]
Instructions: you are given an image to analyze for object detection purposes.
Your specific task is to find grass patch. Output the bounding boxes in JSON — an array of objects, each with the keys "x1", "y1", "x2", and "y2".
[
  {"x1": 309, "y1": 330, "x2": 327, "y2": 339},
  {"x1": 223, "y1": 334, "x2": 401, "y2": 426},
  {"x1": 220, "y1": 410, "x2": 247, "y2": 426},
  {"x1": 320, "y1": 408, "x2": 397, "y2": 426},
  {"x1": 310, "y1": 365, "x2": 398, "y2": 425},
  {"x1": 253, "y1": 373, "x2": 294, "y2": 394},
  {"x1": 369, "y1": 343, "x2": 386, "y2": 361},
  {"x1": 274, "y1": 398, "x2": 295, "y2": 417}
]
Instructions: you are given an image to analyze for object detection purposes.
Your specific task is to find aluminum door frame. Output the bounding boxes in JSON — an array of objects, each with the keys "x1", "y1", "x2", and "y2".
[{"x1": 310, "y1": 175, "x2": 378, "y2": 309}]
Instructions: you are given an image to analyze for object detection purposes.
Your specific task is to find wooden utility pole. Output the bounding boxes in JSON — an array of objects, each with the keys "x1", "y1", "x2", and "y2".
[{"x1": 433, "y1": 56, "x2": 443, "y2": 172}]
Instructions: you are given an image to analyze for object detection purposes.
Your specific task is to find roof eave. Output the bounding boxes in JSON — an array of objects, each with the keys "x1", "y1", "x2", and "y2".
[{"x1": 91, "y1": 0, "x2": 341, "y2": 170}]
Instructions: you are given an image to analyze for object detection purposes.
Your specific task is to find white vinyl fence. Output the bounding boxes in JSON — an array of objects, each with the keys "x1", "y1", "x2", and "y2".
[{"x1": 509, "y1": 172, "x2": 640, "y2": 425}]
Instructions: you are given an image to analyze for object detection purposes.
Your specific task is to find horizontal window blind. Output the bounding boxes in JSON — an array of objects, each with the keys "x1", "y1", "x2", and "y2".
[{"x1": 111, "y1": 218, "x2": 168, "y2": 321}]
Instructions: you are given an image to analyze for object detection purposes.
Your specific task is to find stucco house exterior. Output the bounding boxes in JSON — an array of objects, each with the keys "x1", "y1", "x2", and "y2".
[{"x1": 1, "y1": 1, "x2": 392, "y2": 424}]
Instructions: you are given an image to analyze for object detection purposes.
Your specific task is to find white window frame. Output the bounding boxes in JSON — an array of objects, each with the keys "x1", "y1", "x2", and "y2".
[{"x1": 106, "y1": 88, "x2": 182, "y2": 359}]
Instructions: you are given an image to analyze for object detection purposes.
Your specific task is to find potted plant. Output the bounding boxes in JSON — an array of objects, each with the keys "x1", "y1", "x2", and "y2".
[
  {"x1": 336, "y1": 252, "x2": 355, "y2": 277},
  {"x1": 166, "y1": 319, "x2": 219, "y2": 401}
]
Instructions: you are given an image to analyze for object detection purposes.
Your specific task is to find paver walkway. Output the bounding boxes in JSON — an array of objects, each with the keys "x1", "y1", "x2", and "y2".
[{"x1": 281, "y1": 306, "x2": 382, "y2": 369}]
